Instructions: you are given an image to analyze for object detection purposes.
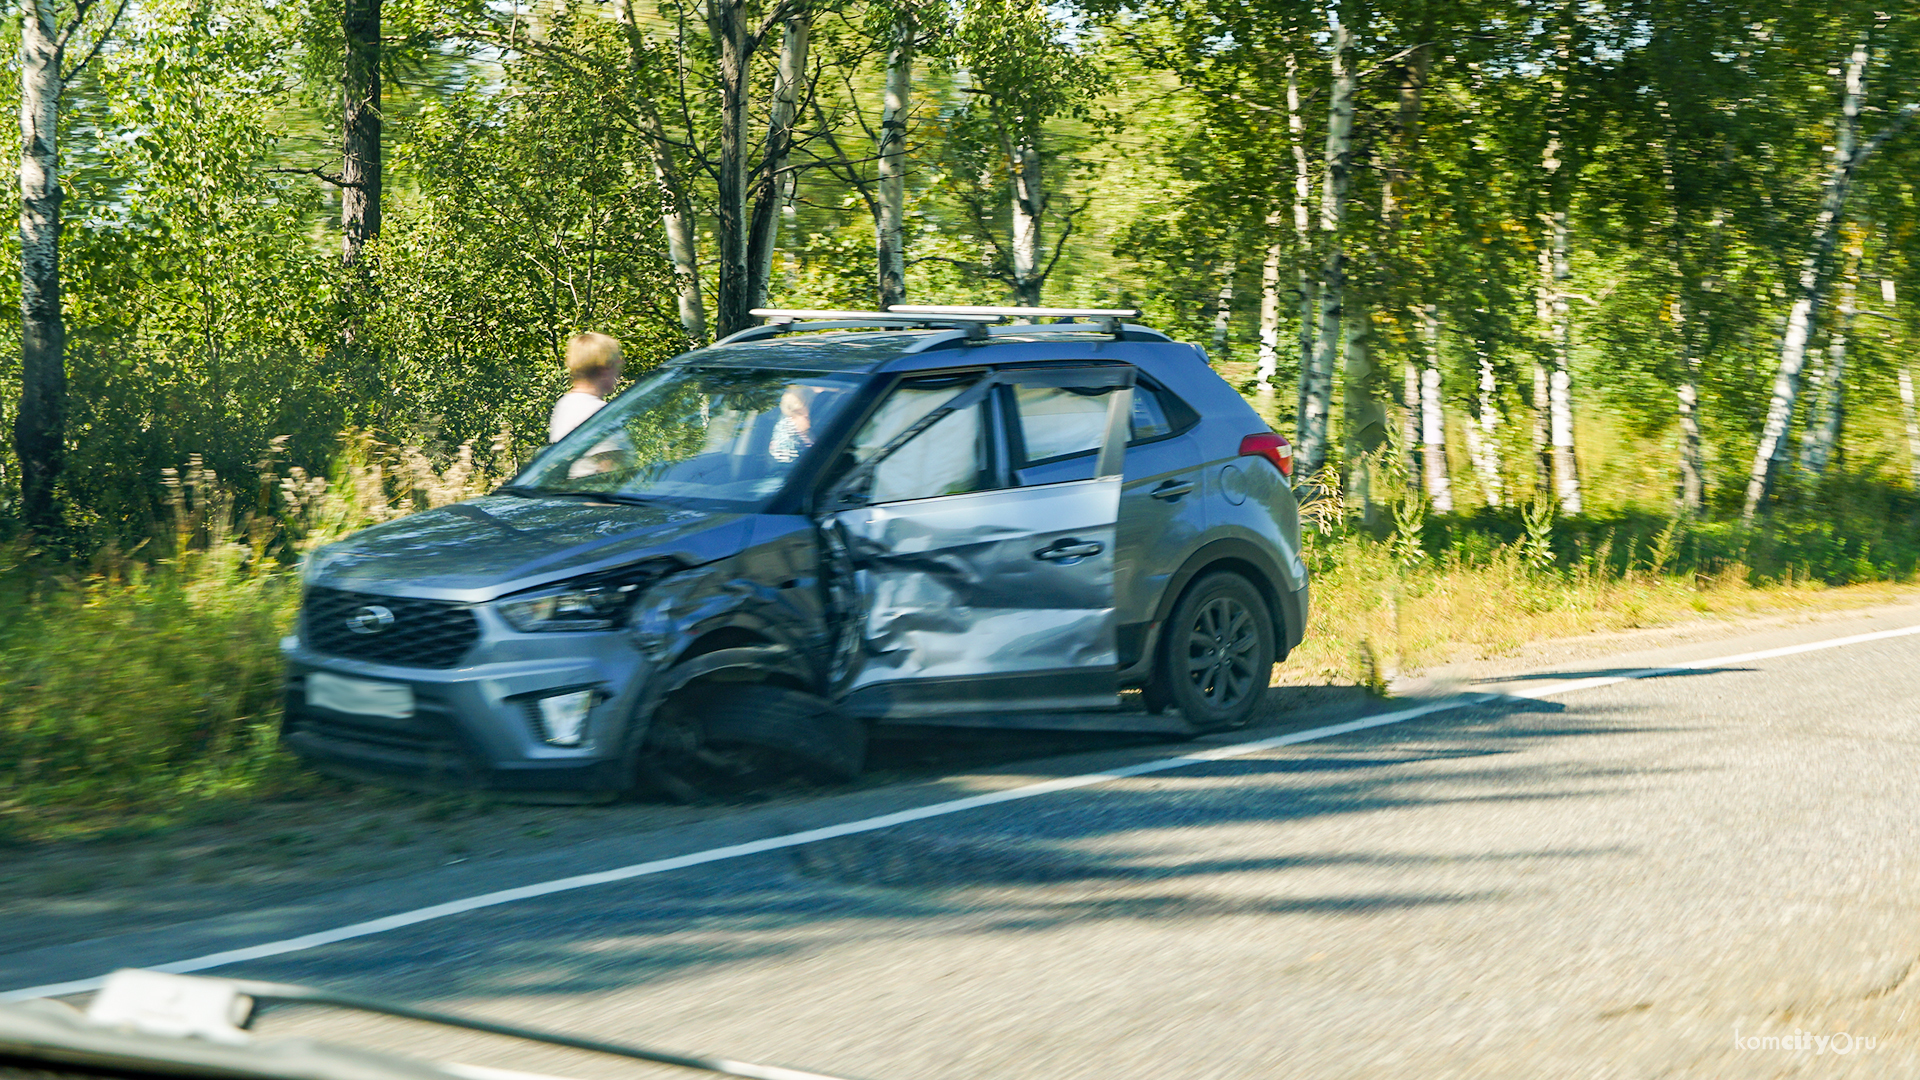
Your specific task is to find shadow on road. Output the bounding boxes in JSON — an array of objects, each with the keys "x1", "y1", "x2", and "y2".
[{"x1": 240, "y1": 688, "x2": 1693, "y2": 1004}]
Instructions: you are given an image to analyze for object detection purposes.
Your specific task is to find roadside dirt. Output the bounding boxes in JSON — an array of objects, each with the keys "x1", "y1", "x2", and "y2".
[{"x1": 0, "y1": 724, "x2": 1216, "y2": 959}]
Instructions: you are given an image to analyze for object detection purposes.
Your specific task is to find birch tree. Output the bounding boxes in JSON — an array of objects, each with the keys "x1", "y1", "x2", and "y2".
[
  {"x1": 874, "y1": 8, "x2": 916, "y2": 308},
  {"x1": 1742, "y1": 30, "x2": 1920, "y2": 518},
  {"x1": 1536, "y1": 6, "x2": 1581, "y2": 512},
  {"x1": 1419, "y1": 306, "x2": 1452, "y2": 511},
  {"x1": 1798, "y1": 243, "x2": 1857, "y2": 479},
  {"x1": 746, "y1": 8, "x2": 813, "y2": 310},
  {"x1": 14, "y1": 0, "x2": 131, "y2": 531},
  {"x1": 940, "y1": 0, "x2": 1102, "y2": 309},
  {"x1": 612, "y1": 0, "x2": 707, "y2": 342},
  {"x1": 1298, "y1": 12, "x2": 1352, "y2": 476}
]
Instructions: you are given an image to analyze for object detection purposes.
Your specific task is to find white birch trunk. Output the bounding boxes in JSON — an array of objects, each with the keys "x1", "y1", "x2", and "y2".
[
  {"x1": 1288, "y1": 53, "x2": 1317, "y2": 431},
  {"x1": 747, "y1": 11, "x2": 810, "y2": 310},
  {"x1": 1899, "y1": 365, "x2": 1920, "y2": 492},
  {"x1": 1800, "y1": 265, "x2": 1854, "y2": 478},
  {"x1": 614, "y1": 0, "x2": 706, "y2": 342},
  {"x1": 1010, "y1": 134, "x2": 1043, "y2": 309},
  {"x1": 1256, "y1": 211, "x2": 1282, "y2": 392},
  {"x1": 1658, "y1": 109, "x2": 1706, "y2": 513},
  {"x1": 1300, "y1": 18, "x2": 1352, "y2": 476},
  {"x1": 1420, "y1": 305, "x2": 1453, "y2": 512},
  {"x1": 1675, "y1": 295, "x2": 1705, "y2": 512},
  {"x1": 1465, "y1": 347, "x2": 1504, "y2": 508},
  {"x1": 15, "y1": 0, "x2": 64, "y2": 529},
  {"x1": 1546, "y1": 211, "x2": 1580, "y2": 512},
  {"x1": 1540, "y1": 18, "x2": 1581, "y2": 513},
  {"x1": 1211, "y1": 260, "x2": 1236, "y2": 357},
  {"x1": 1403, "y1": 360, "x2": 1421, "y2": 495},
  {"x1": 875, "y1": 12, "x2": 913, "y2": 309},
  {"x1": 1742, "y1": 36, "x2": 1869, "y2": 518}
]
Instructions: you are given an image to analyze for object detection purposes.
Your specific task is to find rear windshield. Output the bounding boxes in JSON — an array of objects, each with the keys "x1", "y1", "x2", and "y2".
[{"x1": 511, "y1": 366, "x2": 862, "y2": 510}]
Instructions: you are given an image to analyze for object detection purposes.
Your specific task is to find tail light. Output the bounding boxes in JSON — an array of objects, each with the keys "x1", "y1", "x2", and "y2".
[{"x1": 1239, "y1": 432, "x2": 1293, "y2": 477}]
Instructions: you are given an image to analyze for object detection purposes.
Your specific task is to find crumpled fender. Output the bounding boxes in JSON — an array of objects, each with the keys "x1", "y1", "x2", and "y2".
[
  {"x1": 629, "y1": 562, "x2": 821, "y2": 672},
  {"x1": 619, "y1": 562, "x2": 829, "y2": 769}
]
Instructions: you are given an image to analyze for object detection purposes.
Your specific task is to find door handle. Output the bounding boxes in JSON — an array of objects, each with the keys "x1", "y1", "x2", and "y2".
[
  {"x1": 1150, "y1": 480, "x2": 1195, "y2": 500},
  {"x1": 1035, "y1": 539, "x2": 1104, "y2": 561}
]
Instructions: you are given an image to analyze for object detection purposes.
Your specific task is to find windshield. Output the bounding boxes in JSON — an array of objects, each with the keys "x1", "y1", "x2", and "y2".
[{"x1": 511, "y1": 366, "x2": 862, "y2": 510}]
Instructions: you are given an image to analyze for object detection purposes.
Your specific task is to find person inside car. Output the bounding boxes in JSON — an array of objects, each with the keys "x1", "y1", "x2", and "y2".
[{"x1": 769, "y1": 383, "x2": 817, "y2": 463}]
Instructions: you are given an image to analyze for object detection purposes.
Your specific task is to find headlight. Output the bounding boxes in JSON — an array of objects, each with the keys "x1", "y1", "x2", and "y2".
[
  {"x1": 494, "y1": 562, "x2": 670, "y2": 632},
  {"x1": 498, "y1": 586, "x2": 632, "y2": 632}
]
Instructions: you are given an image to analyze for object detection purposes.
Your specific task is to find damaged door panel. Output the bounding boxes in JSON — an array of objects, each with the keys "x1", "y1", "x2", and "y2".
[{"x1": 823, "y1": 365, "x2": 1136, "y2": 721}]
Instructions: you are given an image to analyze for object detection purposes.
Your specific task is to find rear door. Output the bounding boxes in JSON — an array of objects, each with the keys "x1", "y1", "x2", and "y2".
[{"x1": 822, "y1": 365, "x2": 1135, "y2": 720}]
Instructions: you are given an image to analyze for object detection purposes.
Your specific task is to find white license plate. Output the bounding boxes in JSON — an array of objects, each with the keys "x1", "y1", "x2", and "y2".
[{"x1": 307, "y1": 672, "x2": 415, "y2": 719}]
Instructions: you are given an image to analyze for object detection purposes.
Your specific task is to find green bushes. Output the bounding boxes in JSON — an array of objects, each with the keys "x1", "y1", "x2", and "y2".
[
  {"x1": 0, "y1": 544, "x2": 303, "y2": 841},
  {"x1": 0, "y1": 435, "x2": 509, "y2": 842}
]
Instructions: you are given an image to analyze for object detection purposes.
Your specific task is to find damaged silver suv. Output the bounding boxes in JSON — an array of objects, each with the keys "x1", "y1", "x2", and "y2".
[{"x1": 283, "y1": 307, "x2": 1310, "y2": 796}]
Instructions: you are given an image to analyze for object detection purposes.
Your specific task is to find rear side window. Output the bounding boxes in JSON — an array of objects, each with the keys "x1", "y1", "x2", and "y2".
[{"x1": 1130, "y1": 380, "x2": 1197, "y2": 443}]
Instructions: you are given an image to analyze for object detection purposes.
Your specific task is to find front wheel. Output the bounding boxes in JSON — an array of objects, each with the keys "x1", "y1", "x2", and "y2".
[{"x1": 1154, "y1": 571, "x2": 1276, "y2": 733}]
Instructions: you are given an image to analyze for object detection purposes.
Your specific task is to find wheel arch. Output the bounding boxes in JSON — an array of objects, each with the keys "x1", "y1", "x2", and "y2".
[{"x1": 1151, "y1": 538, "x2": 1293, "y2": 662}]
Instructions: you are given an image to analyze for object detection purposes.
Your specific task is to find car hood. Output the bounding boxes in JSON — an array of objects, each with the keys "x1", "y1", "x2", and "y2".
[{"x1": 305, "y1": 494, "x2": 755, "y2": 601}]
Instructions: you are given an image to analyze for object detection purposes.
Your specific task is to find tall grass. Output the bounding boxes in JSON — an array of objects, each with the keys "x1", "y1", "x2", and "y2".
[
  {"x1": 0, "y1": 434, "x2": 509, "y2": 843},
  {"x1": 1, "y1": 435, "x2": 1915, "y2": 842}
]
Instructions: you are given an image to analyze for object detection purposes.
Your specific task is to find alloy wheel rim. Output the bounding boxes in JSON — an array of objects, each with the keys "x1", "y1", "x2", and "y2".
[{"x1": 1184, "y1": 594, "x2": 1259, "y2": 710}]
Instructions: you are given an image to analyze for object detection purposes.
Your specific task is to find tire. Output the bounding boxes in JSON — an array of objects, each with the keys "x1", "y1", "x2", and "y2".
[
  {"x1": 1154, "y1": 571, "x2": 1276, "y2": 733},
  {"x1": 641, "y1": 682, "x2": 867, "y2": 801}
]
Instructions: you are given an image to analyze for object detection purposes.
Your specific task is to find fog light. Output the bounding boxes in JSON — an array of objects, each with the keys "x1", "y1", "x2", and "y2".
[{"x1": 536, "y1": 690, "x2": 595, "y2": 746}]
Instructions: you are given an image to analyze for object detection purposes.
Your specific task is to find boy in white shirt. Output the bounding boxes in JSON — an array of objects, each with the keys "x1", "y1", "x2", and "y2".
[{"x1": 548, "y1": 332, "x2": 624, "y2": 442}]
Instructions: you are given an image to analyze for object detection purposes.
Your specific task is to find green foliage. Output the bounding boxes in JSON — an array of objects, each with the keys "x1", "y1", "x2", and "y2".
[{"x1": 0, "y1": 432, "x2": 509, "y2": 839}]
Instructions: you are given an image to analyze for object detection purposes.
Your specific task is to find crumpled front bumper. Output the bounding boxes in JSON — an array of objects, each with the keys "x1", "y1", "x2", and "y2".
[{"x1": 279, "y1": 628, "x2": 656, "y2": 794}]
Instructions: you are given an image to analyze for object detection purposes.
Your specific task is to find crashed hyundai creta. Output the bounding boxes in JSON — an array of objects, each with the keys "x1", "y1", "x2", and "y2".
[{"x1": 281, "y1": 307, "x2": 1312, "y2": 796}]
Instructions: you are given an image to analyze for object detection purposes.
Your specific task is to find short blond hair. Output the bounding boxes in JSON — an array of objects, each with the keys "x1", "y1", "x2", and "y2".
[{"x1": 565, "y1": 332, "x2": 623, "y2": 379}]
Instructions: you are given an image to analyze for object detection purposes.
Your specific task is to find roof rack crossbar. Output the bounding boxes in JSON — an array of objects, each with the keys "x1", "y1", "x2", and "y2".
[
  {"x1": 720, "y1": 309, "x2": 999, "y2": 346},
  {"x1": 719, "y1": 305, "x2": 1159, "y2": 347},
  {"x1": 888, "y1": 305, "x2": 1142, "y2": 318}
]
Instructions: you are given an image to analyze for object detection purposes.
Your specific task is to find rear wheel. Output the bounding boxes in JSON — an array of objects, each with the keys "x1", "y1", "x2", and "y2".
[{"x1": 1155, "y1": 571, "x2": 1275, "y2": 733}]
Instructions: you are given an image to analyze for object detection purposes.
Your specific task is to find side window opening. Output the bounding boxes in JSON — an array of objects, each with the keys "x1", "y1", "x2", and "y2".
[
  {"x1": 1014, "y1": 384, "x2": 1110, "y2": 464},
  {"x1": 837, "y1": 374, "x2": 1000, "y2": 504},
  {"x1": 868, "y1": 403, "x2": 992, "y2": 503}
]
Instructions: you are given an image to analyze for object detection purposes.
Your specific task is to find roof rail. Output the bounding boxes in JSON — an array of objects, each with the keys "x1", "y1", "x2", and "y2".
[{"x1": 888, "y1": 304, "x2": 1144, "y2": 336}]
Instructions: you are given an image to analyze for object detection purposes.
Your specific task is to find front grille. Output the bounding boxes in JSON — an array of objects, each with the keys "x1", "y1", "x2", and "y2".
[{"x1": 302, "y1": 587, "x2": 480, "y2": 668}]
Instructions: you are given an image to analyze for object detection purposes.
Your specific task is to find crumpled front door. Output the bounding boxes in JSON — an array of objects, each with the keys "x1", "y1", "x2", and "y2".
[{"x1": 822, "y1": 366, "x2": 1134, "y2": 720}]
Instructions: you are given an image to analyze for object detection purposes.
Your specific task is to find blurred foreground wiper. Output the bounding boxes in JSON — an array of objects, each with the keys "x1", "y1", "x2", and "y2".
[{"x1": 0, "y1": 969, "x2": 861, "y2": 1080}]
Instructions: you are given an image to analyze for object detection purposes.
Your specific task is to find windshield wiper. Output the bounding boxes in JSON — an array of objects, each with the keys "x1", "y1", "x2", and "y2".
[
  {"x1": 496, "y1": 485, "x2": 658, "y2": 506},
  {"x1": 3, "y1": 969, "x2": 865, "y2": 1080}
]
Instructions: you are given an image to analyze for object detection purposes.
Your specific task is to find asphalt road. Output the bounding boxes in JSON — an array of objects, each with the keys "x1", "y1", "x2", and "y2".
[{"x1": 13, "y1": 602, "x2": 1920, "y2": 1079}]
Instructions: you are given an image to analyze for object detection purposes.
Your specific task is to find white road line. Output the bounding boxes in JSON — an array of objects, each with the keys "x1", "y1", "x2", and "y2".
[{"x1": 8, "y1": 620, "x2": 1919, "y2": 1003}]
